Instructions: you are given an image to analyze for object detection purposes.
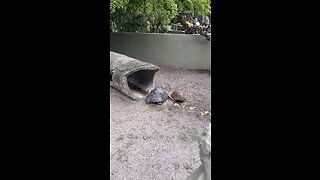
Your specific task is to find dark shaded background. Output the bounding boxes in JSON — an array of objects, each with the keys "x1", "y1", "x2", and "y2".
[{"x1": 1, "y1": 0, "x2": 319, "y2": 179}]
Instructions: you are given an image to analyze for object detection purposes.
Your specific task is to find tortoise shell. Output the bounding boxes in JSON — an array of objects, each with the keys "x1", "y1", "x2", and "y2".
[
  {"x1": 169, "y1": 90, "x2": 187, "y2": 102},
  {"x1": 145, "y1": 87, "x2": 168, "y2": 104}
]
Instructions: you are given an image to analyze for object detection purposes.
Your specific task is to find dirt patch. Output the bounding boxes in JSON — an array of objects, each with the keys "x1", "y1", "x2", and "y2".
[{"x1": 110, "y1": 67, "x2": 211, "y2": 180}]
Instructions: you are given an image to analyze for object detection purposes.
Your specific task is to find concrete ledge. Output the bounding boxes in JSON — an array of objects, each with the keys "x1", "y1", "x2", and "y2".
[{"x1": 110, "y1": 32, "x2": 211, "y2": 70}]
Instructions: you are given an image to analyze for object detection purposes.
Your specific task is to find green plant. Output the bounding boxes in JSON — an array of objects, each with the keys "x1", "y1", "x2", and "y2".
[
  {"x1": 178, "y1": 127, "x2": 199, "y2": 142},
  {"x1": 110, "y1": 0, "x2": 211, "y2": 33}
]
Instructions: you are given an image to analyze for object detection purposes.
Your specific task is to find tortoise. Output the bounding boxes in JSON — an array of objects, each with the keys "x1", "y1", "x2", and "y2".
[
  {"x1": 168, "y1": 90, "x2": 187, "y2": 102},
  {"x1": 145, "y1": 87, "x2": 168, "y2": 104}
]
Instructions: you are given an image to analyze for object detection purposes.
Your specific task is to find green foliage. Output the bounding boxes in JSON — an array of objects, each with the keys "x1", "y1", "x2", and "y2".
[
  {"x1": 178, "y1": 127, "x2": 199, "y2": 142},
  {"x1": 147, "y1": 0, "x2": 178, "y2": 32},
  {"x1": 110, "y1": 0, "x2": 210, "y2": 33},
  {"x1": 110, "y1": 0, "x2": 146, "y2": 32},
  {"x1": 174, "y1": 0, "x2": 211, "y2": 18}
]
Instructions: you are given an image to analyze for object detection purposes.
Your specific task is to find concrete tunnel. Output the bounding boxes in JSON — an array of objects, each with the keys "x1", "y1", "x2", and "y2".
[{"x1": 110, "y1": 51, "x2": 160, "y2": 100}]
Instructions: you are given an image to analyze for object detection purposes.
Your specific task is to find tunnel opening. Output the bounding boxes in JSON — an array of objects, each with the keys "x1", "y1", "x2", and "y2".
[{"x1": 127, "y1": 70, "x2": 157, "y2": 98}]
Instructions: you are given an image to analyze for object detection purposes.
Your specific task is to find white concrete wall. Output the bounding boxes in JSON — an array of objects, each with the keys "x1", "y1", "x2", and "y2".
[{"x1": 110, "y1": 32, "x2": 211, "y2": 70}]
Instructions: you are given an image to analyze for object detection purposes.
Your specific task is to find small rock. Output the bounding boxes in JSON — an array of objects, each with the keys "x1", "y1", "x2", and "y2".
[
  {"x1": 201, "y1": 111, "x2": 211, "y2": 117},
  {"x1": 189, "y1": 107, "x2": 196, "y2": 110},
  {"x1": 173, "y1": 162, "x2": 181, "y2": 169}
]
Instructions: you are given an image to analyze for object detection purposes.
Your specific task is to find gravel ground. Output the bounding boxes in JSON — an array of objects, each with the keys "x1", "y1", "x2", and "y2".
[{"x1": 110, "y1": 67, "x2": 211, "y2": 180}]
